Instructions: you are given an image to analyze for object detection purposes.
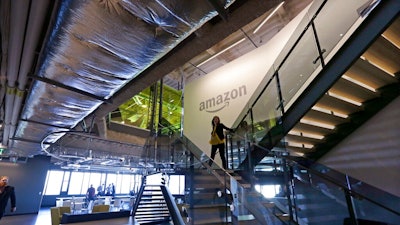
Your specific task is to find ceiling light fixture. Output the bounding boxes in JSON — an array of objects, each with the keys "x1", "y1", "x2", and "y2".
[
  {"x1": 253, "y1": 1, "x2": 285, "y2": 34},
  {"x1": 197, "y1": 38, "x2": 246, "y2": 67}
]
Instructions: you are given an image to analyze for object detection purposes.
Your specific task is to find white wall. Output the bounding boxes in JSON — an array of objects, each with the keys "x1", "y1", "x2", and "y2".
[
  {"x1": 319, "y1": 96, "x2": 400, "y2": 197},
  {"x1": 183, "y1": 6, "x2": 310, "y2": 167}
]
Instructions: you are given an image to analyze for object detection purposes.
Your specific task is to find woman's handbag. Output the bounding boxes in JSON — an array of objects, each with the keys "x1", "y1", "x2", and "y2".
[{"x1": 209, "y1": 126, "x2": 224, "y2": 145}]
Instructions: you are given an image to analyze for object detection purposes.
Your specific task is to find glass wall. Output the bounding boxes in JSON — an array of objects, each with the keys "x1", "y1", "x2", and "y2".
[
  {"x1": 43, "y1": 170, "x2": 142, "y2": 196},
  {"x1": 110, "y1": 83, "x2": 183, "y2": 135},
  {"x1": 43, "y1": 170, "x2": 185, "y2": 197}
]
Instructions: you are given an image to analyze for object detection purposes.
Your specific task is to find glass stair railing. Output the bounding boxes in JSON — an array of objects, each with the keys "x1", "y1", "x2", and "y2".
[
  {"x1": 180, "y1": 132, "x2": 400, "y2": 224},
  {"x1": 286, "y1": 156, "x2": 400, "y2": 225},
  {"x1": 180, "y1": 135, "x2": 291, "y2": 225}
]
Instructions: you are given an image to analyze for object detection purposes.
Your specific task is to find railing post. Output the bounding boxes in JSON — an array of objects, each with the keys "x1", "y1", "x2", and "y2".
[
  {"x1": 188, "y1": 152, "x2": 194, "y2": 225},
  {"x1": 311, "y1": 20, "x2": 326, "y2": 67},
  {"x1": 282, "y1": 155, "x2": 295, "y2": 223},
  {"x1": 345, "y1": 175, "x2": 359, "y2": 225},
  {"x1": 224, "y1": 133, "x2": 230, "y2": 170},
  {"x1": 228, "y1": 133, "x2": 234, "y2": 170},
  {"x1": 248, "y1": 109, "x2": 254, "y2": 174}
]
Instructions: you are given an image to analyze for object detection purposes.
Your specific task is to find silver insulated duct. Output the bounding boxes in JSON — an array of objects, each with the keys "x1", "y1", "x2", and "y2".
[{"x1": 8, "y1": 0, "x2": 235, "y2": 156}]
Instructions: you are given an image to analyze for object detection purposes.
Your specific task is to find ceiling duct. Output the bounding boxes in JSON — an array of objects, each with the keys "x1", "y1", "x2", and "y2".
[{"x1": 7, "y1": 0, "x2": 235, "y2": 157}]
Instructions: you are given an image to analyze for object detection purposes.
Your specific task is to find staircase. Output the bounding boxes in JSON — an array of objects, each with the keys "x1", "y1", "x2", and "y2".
[
  {"x1": 230, "y1": 4, "x2": 400, "y2": 171},
  {"x1": 184, "y1": 167, "x2": 296, "y2": 225},
  {"x1": 285, "y1": 15, "x2": 400, "y2": 159},
  {"x1": 133, "y1": 185, "x2": 171, "y2": 225}
]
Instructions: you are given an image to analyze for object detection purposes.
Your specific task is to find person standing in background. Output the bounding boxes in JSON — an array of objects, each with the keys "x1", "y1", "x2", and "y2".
[
  {"x1": 0, "y1": 176, "x2": 16, "y2": 220},
  {"x1": 86, "y1": 184, "x2": 96, "y2": 202},
  {"x1": 111, "y1": 183, "x2": 116, "y2": 197},
  {"x1": 97, "y1": 184, "x2": 104, "y2": 196}
]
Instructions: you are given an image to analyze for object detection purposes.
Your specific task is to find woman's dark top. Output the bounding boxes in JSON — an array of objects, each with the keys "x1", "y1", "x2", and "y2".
[{"x1": 212, "y1": 123, "x2": 233, "y2": 141}]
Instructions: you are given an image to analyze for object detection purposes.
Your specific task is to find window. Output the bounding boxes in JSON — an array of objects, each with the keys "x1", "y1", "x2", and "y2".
[
  {"x1": 254, "y1": 184, "x2": 281, "y2": 198},
  {"x1": 61, "y1": 171, "x2": 70, "y2": 192},
  {"x1": 120, "y1": 174, "x2": 131, "y2": 194},
  {"x1": 44, "y1": 170, "x2": 142, "y2": 196},
  {"x1": 168, "y1": 175, "x2": 185, "y2": 195},
  {"x1": 44, "y1": 171, "x2": 64, "y2": 195},
  {"x1": 68, "y1": 172, "x2": 85, "y2": 195}
]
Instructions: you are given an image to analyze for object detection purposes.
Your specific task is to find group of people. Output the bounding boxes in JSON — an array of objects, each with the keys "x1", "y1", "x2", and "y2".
[
  {"x1": 95, "y1": 183, "x2": 116, "y2": 197},
  {"x1": 86, "y1": 183, "x2": 116, "y2": 204}
]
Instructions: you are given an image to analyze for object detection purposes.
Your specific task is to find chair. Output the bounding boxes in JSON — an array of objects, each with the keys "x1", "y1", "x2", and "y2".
[
  {"x1": 50, "y1": 206, "x2": 71, "y2": 225},
  {"x1": 112, "y1": 199, "x2": 122, "y2": 211},
  {"x1": 62, "y1": 200, "x2": 72, "y2": 207},
  {"x1": 73, "y1": 202, "x2": 83, "y2": 214},
  {"x1": 92, "y1": 204, "x2": 110, "y2": 213},
  {"x1": 70, "y1": 198, "x2": 83, "y2": 213}
]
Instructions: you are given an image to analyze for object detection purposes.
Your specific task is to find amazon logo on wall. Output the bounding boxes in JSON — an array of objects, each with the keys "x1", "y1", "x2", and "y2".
[{"x1": 199, "y1": 85, "x2": 247, "y2": 113}]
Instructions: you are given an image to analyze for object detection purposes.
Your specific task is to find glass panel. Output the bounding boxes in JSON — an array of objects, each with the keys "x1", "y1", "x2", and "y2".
[
  {"x1": 293, "y1": 157, "x2": 400, "y2": 215},
  {"x1": 160, "y1": 84, "x2": 183, "y2": 135},
  {"x1": 348, "y1": 176, "x2": 400, "y2": 216},
  {"x1": 116, "y1": 87, "x2": 152, "y2": 129},
  {"x1": 230, "y1": 177, "x2": 286, "y2": 225},
  {"x1": 353, "y1": 196, "x2": 400, "y2": 225},
  {"x1": 314, "y1": 0, "x2": 374, "y2": 64},
  {"x1": 250, "y1": 73, "x2": 281, "y2": 142},
  {"x1": 291, "y1": 171, "x2": 350, "y2": 225},
  {"x1": 111, "y1": 83, "x2": 183, "y2": 133},
  {"x1": 227, "y1": 114, "x2": 252, "y2": 170},
  {"x1": 270, "y1": 0, "x2": 375, "y2": 113},
  {"x1": 277, "y1": 27, "x2": 320, "y2": 110},
  {"x1": 289, "y1": 156, "x2": 400, "y2": 224}
]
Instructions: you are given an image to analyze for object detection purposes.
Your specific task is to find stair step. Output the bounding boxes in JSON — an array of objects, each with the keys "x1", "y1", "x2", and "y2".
[
  {"x1": 276, "y1": 213, "x2": 290, "y2": 221},
  {"x1": 135, "y1": 210, "x2": 169, "y2": 214},
  {"x1": 263, "y1": 201, "x2": 275, "y2": 208}
]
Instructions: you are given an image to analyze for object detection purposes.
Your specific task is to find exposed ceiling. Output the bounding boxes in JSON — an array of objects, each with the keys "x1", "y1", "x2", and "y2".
[{"x1": 0, "y1": 0, "x2": 312, "y2": 169}]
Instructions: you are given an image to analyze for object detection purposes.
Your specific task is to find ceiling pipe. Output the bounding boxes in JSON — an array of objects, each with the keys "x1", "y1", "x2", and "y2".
[
  {"x1": 0, "y1": 0, "x2": 11, "y2": 111},
  {"x1": 8, "y1": 0, "x2": 54, "y2": 143},
  {"x1": 2, "y1": 0, "x2": 30, "y2": 146}
]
